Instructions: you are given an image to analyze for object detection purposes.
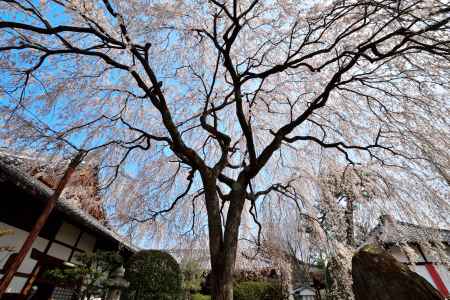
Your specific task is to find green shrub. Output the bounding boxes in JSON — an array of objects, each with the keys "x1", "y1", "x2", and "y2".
[
  {"x1": 191, "y1": 293, "x2": 211, "y2": 300},
  {"x1": 124, "y1": 250, "x2": 183, "y2": 300},
  {"x1": 181, "y1": 260, "x2": 204, "y2": 293},
  {"x1": 234, "y1": 280, "x2": 283, "y2": 300},
  {"x1": 45, "y1": 251, "x2": 123, "y2": 299}
]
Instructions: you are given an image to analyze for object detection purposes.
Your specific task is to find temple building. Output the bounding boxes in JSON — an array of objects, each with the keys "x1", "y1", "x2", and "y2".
[
  {"x1": 369, "y1": 215, "x2": 450, "y2": 298},
  {"x1": 0, "y1": 151, "x2": 135, "y2": 300}
]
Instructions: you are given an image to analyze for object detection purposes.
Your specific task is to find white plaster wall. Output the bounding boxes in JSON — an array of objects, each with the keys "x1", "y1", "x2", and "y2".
[
  {"x1": 388, "y1": 245, "x2": 427, "y2": 263},
  {"x1": 18, "y1": 237, "x2": 48, "y2": 274},
  {"x1": 1, "y1": 220, "x2": 99, "y2": 294},
  {"x1": 388, "y1": 245, "x2": 450, "y2": 292},
  {"x1": 0, "y1": 274, "x2": 28, "y2": 294},
  {"x1": 6, "y1": 276, "x2": 28, "y2": 293},
  {"x1": 47, "y1": 242, "x2": 72, "y2": 261},
  {"x1": 1, "y1": 221, "x2": 98, "y2": 269},
  {"x1": 0, "y1": 222, "x2": 49, "y2": 273},
  {"x1": 55, "y1": 222, "x2": 80, "y2": 246},
  {"x1": 436, "y1": 264, "x2": 450, "y2": 291},
  {"x1": 388, "y1": 246, "x2": 410, "y2": 263},
  {"x1": 414, "y1": 265, "x2": 437, "y2": 289},
  {"x1": 77, "y1": 232, "x2": 96, "y2": 253}
]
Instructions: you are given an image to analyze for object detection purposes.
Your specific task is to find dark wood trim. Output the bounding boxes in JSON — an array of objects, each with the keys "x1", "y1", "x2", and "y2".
[
  {"x1": 51, "y1": 239, "x2": 86, "y2": 254},
  {"x1": 52, "y1": 239, "x2": 80, "y2": 251},
  {"x1": 18, "y1": 223, "x2": 88, "y2": 298},
  {"x1": 386, "y1": 242, "x2": 449, "y2": 264},
  {"x1": 20, "y1": 265, "x2": 41, "y2": 298},
  {"x1": 413, "y1": 242, "x2": 429, "y2": 263},
  {"x1": 0, "y1": 270, "x2": 30, "y2": 278},
  {"x1": 0, "y1": 152, "x2": 84, "y2": 297},
  {"x1": 68, "y1": 230, "x2": 84, "y2": 262},
  {"x1": 2, "y1": 253, "x2": 18, "y2": 274},
  {"x1": 404, "y1": 262, "x2": 432, "y2": 266},
  {"x1": 73, "y1": 229, "x2": 84, "y2": 249},
  {"x1": 30, "y1": 249, "x2": 66, "y2": 266},
  {"x1": 21, "y1": 222, "x2": 57, "y2": 297},
  {"x1": 20, "y1": 248, "x2": 67, "y2": 297},
  {"x1": 425, "y1": 263, "x2": 449, "y2": 297}
]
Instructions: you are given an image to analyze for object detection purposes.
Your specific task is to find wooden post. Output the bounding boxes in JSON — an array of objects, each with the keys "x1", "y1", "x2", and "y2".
[{"x1": 0, "y1": 151, "x2": 85, "y2": 297}]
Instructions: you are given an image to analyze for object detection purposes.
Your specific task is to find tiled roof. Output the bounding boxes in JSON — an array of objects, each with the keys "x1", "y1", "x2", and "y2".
[
  {"x1": 0, "y1": 151, "x2": 137, "y2": 252},
  {"x1": 369, "y1": 215, "x2": 450, "y2": 244}
]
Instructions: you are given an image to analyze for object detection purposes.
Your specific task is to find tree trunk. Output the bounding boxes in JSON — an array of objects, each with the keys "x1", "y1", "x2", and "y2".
[
  {"x1": 210, "y1": 259, "x2": 234, "y2": 300},
  {"x1": 202, "y1": 173, "x2": 246, "y2": 300},
  {"x1": 345, "y1": 196, "x2": 354, "y2": 247}
]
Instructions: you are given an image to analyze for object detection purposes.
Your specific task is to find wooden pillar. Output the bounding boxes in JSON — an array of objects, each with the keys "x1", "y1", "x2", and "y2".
[{"x1": 0, "y1": 151, "x2": 85, "y2": 297}]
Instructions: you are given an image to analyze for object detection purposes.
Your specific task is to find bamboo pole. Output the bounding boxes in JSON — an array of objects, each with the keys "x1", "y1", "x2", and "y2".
[{"x1": 0, "y1": 151, "x2": 85, "y2": 297}]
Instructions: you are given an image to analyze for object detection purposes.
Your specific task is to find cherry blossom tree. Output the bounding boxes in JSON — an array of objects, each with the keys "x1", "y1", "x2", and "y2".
[
  {"x1": 0, "y1": 0, "x2": 449, "y2": 299},
  {"x1": 257, "y1": 156, "x2": 450, "y2": 299}
]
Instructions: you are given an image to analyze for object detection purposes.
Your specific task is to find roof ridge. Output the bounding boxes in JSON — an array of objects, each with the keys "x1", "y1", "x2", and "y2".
[
  {"x1": 0, "y1": 149, "x2": 51, "y2": 162},
  {"x1": 396, "y1": 220, "x2": 450, "y2": 233}
]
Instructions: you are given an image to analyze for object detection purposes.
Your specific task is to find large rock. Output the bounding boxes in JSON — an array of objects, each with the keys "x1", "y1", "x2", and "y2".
[{"x1": 352, "y1": 245, "x2": 444, "y2": 300}]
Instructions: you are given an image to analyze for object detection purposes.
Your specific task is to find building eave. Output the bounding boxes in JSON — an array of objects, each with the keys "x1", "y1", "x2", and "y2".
[{"x1": 0, "y1": 156, "x2": 138, "y2": 253}]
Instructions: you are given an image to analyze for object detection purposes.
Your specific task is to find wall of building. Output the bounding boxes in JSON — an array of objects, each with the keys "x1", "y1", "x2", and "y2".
[
  {"x1": 436, "y1": 264, "x2": 450, "y2": 294},
  {"x1": 388, "y1": 244, "x2": 450, "y2": 297},
  {"x1": 0, "y1": 220, "x2": 96, "y2": 294}
]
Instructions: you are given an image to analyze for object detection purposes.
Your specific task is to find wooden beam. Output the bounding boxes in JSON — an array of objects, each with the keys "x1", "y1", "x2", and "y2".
[
  {"x1": 20, "y1": 220, "x2": 59, "y2": 297},
  {"x1": 425, "y1": 263, "x2": 449, "y2": 297},
  {"x1": 29, "y1": 248, "x2": 66, "y2": 266},
  {"x1": 0, "y1": 152, "x2": 85, "y2": 297}
]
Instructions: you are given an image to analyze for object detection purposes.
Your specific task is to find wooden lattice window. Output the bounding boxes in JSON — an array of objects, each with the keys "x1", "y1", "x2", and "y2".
[{"x1": 51, "y1": 286, "x2": 74, "y2": 300}]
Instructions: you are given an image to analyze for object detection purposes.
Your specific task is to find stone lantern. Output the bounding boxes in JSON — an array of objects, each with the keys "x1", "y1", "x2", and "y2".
[{"x1": 105, "y1": 265, "x2": 129, "y2": 300}]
